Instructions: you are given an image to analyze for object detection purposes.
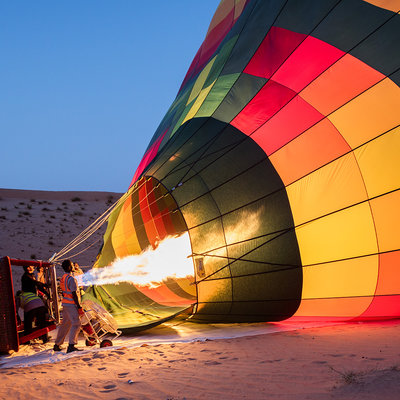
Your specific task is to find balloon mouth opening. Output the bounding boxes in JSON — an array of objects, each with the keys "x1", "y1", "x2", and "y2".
[{"x1": 85, "y1": 175, "x2": 198, "y2": 329}]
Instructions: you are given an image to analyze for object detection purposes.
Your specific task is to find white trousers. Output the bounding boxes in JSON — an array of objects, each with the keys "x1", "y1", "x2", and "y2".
[{"x1": 55, "y1": 305, "x2": 81, "y2": 345}]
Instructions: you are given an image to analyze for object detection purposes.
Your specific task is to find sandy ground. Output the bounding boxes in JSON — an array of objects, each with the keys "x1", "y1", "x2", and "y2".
[
  {"x1": 1, "y1": 189, "x2": 400, "y2": 399},
  {"x1": 1, "y1": 321, "x2": 399, "y2": 400}
]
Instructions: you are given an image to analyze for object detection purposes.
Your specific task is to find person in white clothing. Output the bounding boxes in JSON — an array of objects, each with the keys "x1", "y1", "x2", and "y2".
[{"x1": 53, "y1": 259, "x2": 84, "y2": 353}]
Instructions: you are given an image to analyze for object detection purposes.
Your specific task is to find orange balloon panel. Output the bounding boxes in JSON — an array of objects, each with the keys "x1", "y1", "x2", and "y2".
[
  {"x1": 269, "y1": 118, "x2": 351, "y2": 185},
  {"x1": 300, "y1": 53, "x2": 385, "y2": 115},
  {"x1": 328, "y1": 78, "x2": 400, "y2": 149},
  {"x1": 370, "y1": 190, "x2": 400, "y2": 253},
  {"x1": 293, "y1": 297, "x2": 373, "y2": 319}
]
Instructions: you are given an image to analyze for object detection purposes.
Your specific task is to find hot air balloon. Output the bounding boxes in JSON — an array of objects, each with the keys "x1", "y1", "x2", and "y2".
[{"x1": 84, "y1": 0, "x2": 400, "y2": 330}]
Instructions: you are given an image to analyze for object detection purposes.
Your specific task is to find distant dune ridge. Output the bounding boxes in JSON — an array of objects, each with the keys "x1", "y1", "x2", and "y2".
[
  {"x1": 0, "y1": 188, "x2": 122, "y2": 266},
  {"x1": 0, "y1": 188, "x2": 122, "y2": 289}
]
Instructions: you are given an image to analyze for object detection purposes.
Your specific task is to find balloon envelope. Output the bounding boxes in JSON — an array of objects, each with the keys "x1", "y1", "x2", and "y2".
[{"x1": 85, "y1": 0, "x2": 400, "y2": 329}]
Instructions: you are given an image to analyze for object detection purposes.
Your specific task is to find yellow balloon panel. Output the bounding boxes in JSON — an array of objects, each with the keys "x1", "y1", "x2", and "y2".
[
  {"x1": 296, "y1": 202, "x2": 378, "y2": 266},
  {"x1": 287, "y1": 153, "x2": 368, "y2": 226},
  {"x1": 183, "y1": 79, "x2": 216, "y2": 124},
  {"x1": 111, "y1": 195, "x2": 141, "y2": 259},
  {"x1": 301, "y1": 255, "x2": 378, "y2": 299},
  {"x1": 370, "y1": 190, "x2": 400, "y2": 253},
  {"x1": 354, "y1": 126, "x2": 400, "y2": 199},
  {"x1": 328, "y1": 78, "x2": 400, "y2": 149},
  {"x1": 197, "y1": 278, "x2": 232, "y2": 303}
]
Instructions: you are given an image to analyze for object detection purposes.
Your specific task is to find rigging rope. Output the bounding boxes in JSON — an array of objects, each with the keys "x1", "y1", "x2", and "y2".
[{"x1": 50, "y1": 191, "x2": 130, "y2": 263}]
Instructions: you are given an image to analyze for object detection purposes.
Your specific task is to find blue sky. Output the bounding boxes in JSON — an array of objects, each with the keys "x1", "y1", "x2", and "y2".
[{"x1": 1, "y1": 1, "x2": 220, "y2": 192}]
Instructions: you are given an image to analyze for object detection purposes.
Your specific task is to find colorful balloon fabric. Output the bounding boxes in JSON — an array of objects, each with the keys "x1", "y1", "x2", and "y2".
[{"x1": 86, "y1": 0, "x2": 400, "y2": 329}]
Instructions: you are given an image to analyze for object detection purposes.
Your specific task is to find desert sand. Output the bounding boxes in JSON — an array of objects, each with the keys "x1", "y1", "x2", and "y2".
[{"x1": 1, "y1": 188, "x2": 399, "y2": 400}]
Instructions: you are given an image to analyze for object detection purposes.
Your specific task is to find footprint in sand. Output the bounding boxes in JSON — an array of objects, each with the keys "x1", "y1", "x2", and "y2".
[
  {"x1": 204, "y1": 361, "x2": 221, "y2": 365},
  {"x1": 118, "y1": 372, "x2": 129, "y2": 377},
  {"x1": 82, "y1": 357, "x2": 91, "y2": 362},
  {"x1": 98, "y1": 367, "x2": 107, "y2": 370},
  {"x1": 312, "y1": 361, "x2": 327, "y2": 364},
  {"x1": 103, "y1": 384, "x2": 116, "y2": 390},
  {"x1": 99, "y1": 385, "x2": 117, "y2": 393},
  {"x1": 112, "y1": 350, "x2": 126, "y2": 355}
]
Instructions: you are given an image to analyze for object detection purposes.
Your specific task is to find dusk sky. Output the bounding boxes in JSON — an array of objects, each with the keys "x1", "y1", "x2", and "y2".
[{"x1": 1, "y1": 1, "x2": 220, "y2": 193}]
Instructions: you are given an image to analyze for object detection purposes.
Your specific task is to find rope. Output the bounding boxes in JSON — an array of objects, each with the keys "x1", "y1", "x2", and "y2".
[{"x1": 50, "y1": 191, "x2": 130, "y2": 263}]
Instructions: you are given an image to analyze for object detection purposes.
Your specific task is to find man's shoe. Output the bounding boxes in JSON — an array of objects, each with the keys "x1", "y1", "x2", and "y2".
[
  {"x1": 53, "y1": 344, "x2": 63, "y2": 352},
  {"x1": 42, "y1": 335, "x2": 50, "y2": 344},
  {"x1": 67, "y1": 344, "x2": 82, "y2": 353}
]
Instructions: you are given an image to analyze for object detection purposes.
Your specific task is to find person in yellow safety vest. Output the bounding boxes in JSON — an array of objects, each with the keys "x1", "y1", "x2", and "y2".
[
  {"x1": 53, "y1": 259, "x2": 85, "y2": 353},
  {"x1": 15, "y1": 290, "x2": 49, "y2": 344}
]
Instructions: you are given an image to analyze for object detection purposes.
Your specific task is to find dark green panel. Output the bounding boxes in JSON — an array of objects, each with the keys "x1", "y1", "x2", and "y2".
[
  {"x1": 197, "y1": 74, "x2": 241, "y2": 117},
  {"x1": 203, "y1": 36, "x2": 239, "y2": 89},
  {"x1": 221, "y1": 0, "x2": 287, "y2": 75},
  {"x1": 178, "y1": 190, "x2": 221, "y2": 228},
  {"x1": 157, "y1": 165, "x2": 191, "y2": 192},
  {"x1": 220, "y1": 190, "x2": 297, "y2": 237},
  {"x1": 173, "y1": 119, "x2": 228, "y2": 168},
  {"x1": 171, "y1": 168, "x2": 211, "y2": 207},
  {"x1": 209, "y1": 163, "x2": 283, "y2": 214},
  {"x1": 228, "y1": 230, "x2": 301, "y2": 277},
  {"x1": 213, "y1": 74, "x2": 267, "y2": 123},
  {"x1": 313, "y1": 0, "x2": 394, "y2": 53},
  {"x1": 194, "y1": 302, "x2": 232, "y2": 318},
  {"x1": 229, "y1": 300, "x2": 300, "y2": 320},
  {"x1": 390, "y1": 69, "x2": 400, "y2": 86},
  {"x1": 275, "y1": 0, "x2": 340, "y2": 35},
  {"x1": 149, "y1": 118, "x2": 224, "y2": 180},
  {"x1": 189, "y1": 218, "x2": 231, "y2": 281},
  {"x1": 193, "y1": 300, "x2": 299, "y2": 322},
  {"x1": 350, "y1": 13, "x2": 400, "y2": 77},
  {"x1": 197, "y1": 127, "x2": 269, "y2": 187},
  {"x1": 232, "y1": 270, "x2": 301, "y2": 302},
  {"x1": 197, "y1": 278, "x2": 232, "y2": 304}
]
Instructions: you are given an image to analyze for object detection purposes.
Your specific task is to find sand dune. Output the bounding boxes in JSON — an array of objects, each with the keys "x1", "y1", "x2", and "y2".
[{"x1": 1, "y1": 188, "x2": 399, "y2": 399}]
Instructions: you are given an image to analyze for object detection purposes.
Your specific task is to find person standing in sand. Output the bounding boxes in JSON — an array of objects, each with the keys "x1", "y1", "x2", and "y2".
[{"x1": 53, "y1": 259, "x2": 84, "y2": 353}]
